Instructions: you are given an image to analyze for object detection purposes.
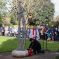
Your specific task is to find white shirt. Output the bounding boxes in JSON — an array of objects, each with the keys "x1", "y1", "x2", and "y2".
[{"x1": 29, "y1": 29, "x2": 40, "y2": 41}]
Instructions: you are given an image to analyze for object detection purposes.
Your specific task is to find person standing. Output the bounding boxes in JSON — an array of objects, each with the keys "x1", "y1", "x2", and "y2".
[
  {"x1": 1, "y1": 27, "x2": 3, "y2": 36},
  {"x1": 47, "y1": 28, "x2": 50, "y2": 39},
  {"x1": 55, "y1": 28, "x2": 58, "y2": 41},
  {"x1": 5, "y1": 26, "x2": 8, "y2": 36},
  {"x1": 12, "y1": 26, "x2": 15, "y2": 37},
  {"x1": 10, "y1": 26, "x2": 12, "y2": 37},
  {"x1": 38, "y1": 25, "x2": 42, "y2": 39},
  {"x1": 20, "y1": 26, "x2": 23, "y2": 38},
  {"x1": 8, "y1": 27, "x2": 10, "y2": 36},
  {"x1": 15, "y1": 27, "x2": 18, "y2": 37},
  {"x1": 40, "y1": 27, "x2": 44, "y2": 40},
  {"x1": 57, "y1": 26, "x2": 59, "y2": 36},
  {"x1": 2, "y1": 25, "x2": 5, "y2": 36},
  {"x1": 26, "y1": 26, "x2": 30, "y2": 39},
  {"x1": 44, "y1": 27, "x2": 48, "y2": 40},
  {"x1": 29, "y1": 26, "x2": 39, "y2": 41},
  {"x1": 50, "y1": 25, "x2": 55, "y2": 41},
  {"x1": 57, "y1": 26, "x2": 59, "y2": 41}
]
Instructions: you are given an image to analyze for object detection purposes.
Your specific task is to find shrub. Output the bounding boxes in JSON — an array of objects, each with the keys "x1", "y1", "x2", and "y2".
[
  {"x1": 48, "y1": 21, "x2": 59, "y2": 28},
  {"x1": 55, "y1": 55, "x2": 59, "y2": 59}
]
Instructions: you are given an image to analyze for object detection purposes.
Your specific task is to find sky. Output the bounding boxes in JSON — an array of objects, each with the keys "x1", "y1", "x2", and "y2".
[{"x1": 51, "y1": 0, "x2": 59, "y2": 17}]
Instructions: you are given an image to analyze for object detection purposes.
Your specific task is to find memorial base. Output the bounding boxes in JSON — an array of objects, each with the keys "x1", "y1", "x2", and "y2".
[{"x1": 12, "y1": 49, "x2": 29, "y2": 57}]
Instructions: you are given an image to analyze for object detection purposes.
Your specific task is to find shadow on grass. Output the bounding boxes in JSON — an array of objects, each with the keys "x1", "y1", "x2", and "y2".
[
  {"x1": 0, "y1": 38, "x2": 31, "y2": 52},
  {"x1": 0, "y1": 38, "x2": 59, "y2": 52},
  {"x1": 0, "y1": 39, "x2": 18, "y2": 52}
]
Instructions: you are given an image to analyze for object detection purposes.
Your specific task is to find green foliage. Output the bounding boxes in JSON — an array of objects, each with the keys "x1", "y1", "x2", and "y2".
[
  {"x1": 48, "y1": 21, "x2": 59, "y2": 28},
  {"x1": 10, "y1": 0, "x2": 54, "y2": 25},
  {"x1": 10, "y1": 15, "x2": 16, "y2": 25},
  {"x1": 48, "y1": 23, "x2": 52, "y2": 28},
  {"x1": 40, "y1": 4, "x2": 54, "y2": 22},
  {"x1": 0, "y1": 1, "x2": 5, "y2": 8},
  {"x1": 28, "y1": 0, "x2": 54, "y2": 25},
  {"x1": 8, "y1": 23, "x2": 13, "y2": 27},
  {"x1": 54, "y1": 21, "x2": 59, "y2": 28},
  {"x1": 0, "y1": 0, "x2": 7, "y2": 25},
  {"x1": 0, "y1": 38, "x2": 59, "y2": 52},
  {"x1": 55, "y1": 55, "x2": 59, "y2": 59},
  {"x1": 0, "y1": 13, "x2": 2, "y2": 23}
]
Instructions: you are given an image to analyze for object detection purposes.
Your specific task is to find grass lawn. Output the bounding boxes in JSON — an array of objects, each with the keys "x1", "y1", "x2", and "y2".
[{"x1": 0, "y1": 38, "x2": 59, "y2": 52}]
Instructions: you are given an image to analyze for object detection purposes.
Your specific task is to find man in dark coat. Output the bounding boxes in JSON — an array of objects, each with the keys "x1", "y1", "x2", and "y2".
[
  {"x1": 2, "y1": 26, "x2": 5, "y2": 36},
  {"x1": 50, "y1": 25, "x2": 55, "y2": 41},
  {"x1": 57, "y1": 26, "x2": 59, "y2": 36},
  {"x1": 28, "y1": 38, "x2": 44, "y2": 54},
  {"x1": 57, "y1": 26, "x2": 59, "y2": 41}
]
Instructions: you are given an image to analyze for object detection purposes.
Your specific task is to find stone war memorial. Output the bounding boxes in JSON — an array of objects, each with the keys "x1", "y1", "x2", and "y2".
[{"x1": 12, "y1": 0, "x2": 29, "y2": 57}]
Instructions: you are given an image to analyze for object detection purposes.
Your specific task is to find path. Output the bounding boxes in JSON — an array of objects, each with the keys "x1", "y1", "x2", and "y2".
[{"x1": 0, "y1": 51, "x2": 59, "y2": 59}]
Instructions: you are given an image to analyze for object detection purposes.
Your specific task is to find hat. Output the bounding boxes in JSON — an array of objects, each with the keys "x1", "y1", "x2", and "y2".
[{"x1": 29, "y1": 38, "x2": 33, "y2": 41}]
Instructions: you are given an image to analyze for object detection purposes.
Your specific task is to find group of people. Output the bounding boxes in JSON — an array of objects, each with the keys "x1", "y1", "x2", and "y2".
[
  {"x1": 0, "y1": 25, "x2": 18, "y2": 37},
  {"x1": 27, "y1": 25, "x2": 59, "y2": 55},
  {"x1": 0, "y1": 25, "x2": 59, "y2": 41},
  {"x1": 0, "y1": 25, "x2": 59, "y2": 55},
  {"x1": 28, "y1": 25, "x2": 59, "y2": 41}
]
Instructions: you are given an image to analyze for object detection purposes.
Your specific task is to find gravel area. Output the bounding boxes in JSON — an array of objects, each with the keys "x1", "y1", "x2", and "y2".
[{"x1": 0, "y1": 51, "x2": 59, "y2": 59}]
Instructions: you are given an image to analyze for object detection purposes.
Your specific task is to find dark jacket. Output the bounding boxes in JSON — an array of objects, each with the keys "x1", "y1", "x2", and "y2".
[
  {"x1": 29, "y1": 39, "x2": 41, "y2": 51},
  {"x1": 55, "y1": 30, "x2": 58, "y2": 35},
  {"x1": 57, "y1": 28, "x2": 59, "y2": 36},
  {"x1": 38, "y1": 28, "x2": 42, "y2": 35},
  {"x1": 50, "y1": 27, "x2": 55, "y2": 34},
  {"x1": 20, "y1": 28, "x2": 23, "y2": 34}
]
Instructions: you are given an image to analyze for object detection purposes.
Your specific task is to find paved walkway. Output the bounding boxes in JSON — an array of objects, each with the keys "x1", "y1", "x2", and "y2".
[{"x1": 0, "y1": 51, "x2": 59, "y2": 59}]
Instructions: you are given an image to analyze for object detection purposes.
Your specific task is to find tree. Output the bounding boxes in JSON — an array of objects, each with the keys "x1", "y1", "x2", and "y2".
[
  {"x1": 28, "y1": 0, "x2": 55, "y2": 25},
  {"x1": 21, "y1": 0, "x2": 44, "y2": 25},
  {"x1": 8, "y1": 0, "x2": 54, "y2": 25},
  {"x1": 53, "y1": 15, "x2": 59, "y2": 22},
  {"x1": 39, "y1": 1, "x2": 54, "y2": 25},
  {"x1": 8, "y1": 0, "x2": 44, "y2": 25},
  {"x1": 0, "y1": 0, "x2": 7, "y2": 25},
  {"x1": 10, "y1": 14, "x2": 17, "y2": 25},
  {"x1": 7, "y1": 0, "x2": 18, "y2": 25}
]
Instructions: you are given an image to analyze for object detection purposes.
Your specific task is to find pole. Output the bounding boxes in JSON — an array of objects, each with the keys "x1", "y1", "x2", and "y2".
[
  {"x1": 43, "y1": 38, "x2": 44, "y2": 50},
  {"x1": 45, "y1": 33, "x2": 49, "y2": 51},
  {"x1": 46, "y1": 35, "x2": 47, "y2": 50}
]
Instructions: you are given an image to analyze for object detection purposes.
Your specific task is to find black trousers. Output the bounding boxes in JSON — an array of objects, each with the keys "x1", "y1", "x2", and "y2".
[
  {"x1": 2, "y1": 32, "x2": 4, "y2": 36},
  {"x1": 51, "y1": 34, "x2": 54, "y2": 41},
  {"x1": 31, "y1": 46, "x2": 44, "y2": 53}
]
